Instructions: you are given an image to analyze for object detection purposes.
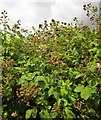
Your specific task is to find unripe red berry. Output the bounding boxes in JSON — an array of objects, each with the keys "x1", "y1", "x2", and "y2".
[
  {"x1": 57, "y1": 57, "x2": 62, "y2": 61},
  {"x1": 74, "y1": 100, "x2": 78, "y2": 108},
  {"x1": 36, "y1": 83, "x2": 40, "y2": 87},
  {"x1": 74, "y1": 101, "x2": 78, "y2": 105},
  {"x1": 96, "y1": 36, "x2": 101, "y2": 39},
  {"x1": 34, "y1": 91, "x2": 38, "y2": 95},
  {"x1": 50, "y1": 60, "x2": 53, "y2": 64},
  {"x1": 61, "y1": 63, "x2": 66, "y2": 67},
  {"x1": 19, "y1": 87, "x2": 24, "y2": 91},
  {"x1": 85, "y1": 56, "x2": 89, "y2": 61},
  {"x1": 46, "y1": 53, "x2": 51, "y2": 57},
  {"x1": 96, "y1": 66, "x2": 100, "y2": 70},
  {"x1": 28, "y1": 88, "x2": 32, "y2": 91},
  {"x1": 31, "y1": 88, "x2": 36, "y2": 92},
  {"x1": 58, "y1": 61, "x2": 62, "y2": 64},
  {"x1": 0, "y1": 90, "x2": 4, "y2": 93}
]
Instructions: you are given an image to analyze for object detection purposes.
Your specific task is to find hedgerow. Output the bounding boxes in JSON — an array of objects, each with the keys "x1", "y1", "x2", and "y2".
[{"x1": 0, "y1": 3, "x2": 101, "y2": 120}]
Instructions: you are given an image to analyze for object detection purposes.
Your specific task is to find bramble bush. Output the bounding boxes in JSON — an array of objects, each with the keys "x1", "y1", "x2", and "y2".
[{"x1": 0, "y1": 3, "x2": 101, "y2": 120}]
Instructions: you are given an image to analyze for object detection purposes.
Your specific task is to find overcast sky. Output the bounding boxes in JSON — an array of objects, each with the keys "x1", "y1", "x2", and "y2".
[{"x1": 0, "y1": 0, "x2": 100, "y2": 30}]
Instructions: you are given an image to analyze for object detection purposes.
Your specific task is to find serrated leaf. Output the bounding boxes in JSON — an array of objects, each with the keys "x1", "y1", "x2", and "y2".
[
  {"x1": 25, "y1": 109, "x2": 32, "y2": 119},
  {"x1": 74, "y1": 84, "x2": 84, "y2": 92},
  {"x1": 80, "y1": 89, "x2": 90, "y2": 100},
  {"x1": 80, "y1": 86, "x2": 95, "y2": 100}
]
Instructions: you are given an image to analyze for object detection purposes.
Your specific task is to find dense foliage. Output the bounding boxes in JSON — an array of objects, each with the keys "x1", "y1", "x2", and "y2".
[{"x1": 0, "y1": 3, "x2": 101, "y2": 120}]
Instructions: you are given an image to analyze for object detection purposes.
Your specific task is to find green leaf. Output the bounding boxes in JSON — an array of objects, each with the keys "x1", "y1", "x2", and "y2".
[
  {"x1": 75, "y1": 73, "x2": 83, "y2": 79},
  {"x1": 25, "y1": 109, "x2": 32, "y2": 119},
  {"x1": 80, "y1": 86, "x2": 96, "y2": 100},
  {"x1": 20, "y1": 73, "x2": 35, "y2": 81},
  {"x1": 18, "y1": 79, "x2": 25, "y2": 85},
  {"x1": 80, "y1": 89, "x2": 90, "y2": 100},
  {"x1": 65, "y1": 107, "x2": 75, "y2": 118},
  {"x1": 35, "y1": 76, "x2": 45, "y2": 82},
  {"x1": 33, "y1": 71, "x2": 40, "y2": 76},
  {"x1": 91, "y1": 78, "x2": 101, "y2": 87},
  {"x1": 48, "y1": 86, "x2": 54, "y2": 96},
  {"x1": 62, "y1": 98, "x2": 68, "y2": 107},
  {"x1": 60, "y1": 87, "x2": 68, "y2": 96},
  {"x1": 31, "y1": 108, "x2": 37, "y2": 118},
  {"x1": 39, "y1": 110, "x2": 50, "y2": 118},
  {"x1": 74, "y1": 84, "x2": 84, "y2": 92},
  {"x1": 57, "y1": 99, "x2": 61, "y2": 105},
  {"x1": 88, "y1": 108, "x2": 96, "y2": 114},
  {"x1": 10, "y1": 51, "x2": 14, "y2": 56},
  {"x1": 27, "y1": 73, "x2": 35, "y2": 80},
  {"x1": 20, "y1": 74, "x2": 27, "y2": 80},
  {"x1": 53, "y1": 92, "x2": 60, "y2": 100},
  {"x1": 66, "y1": 79, "x2": 72, "y2": 87},
  {"x1": 50, "y1": 112, "x2": 58, "y2": 118},
  {"x1": 18, "y1": 60, "x2": 26, "y2": 64},
  {"x1": 94, "y1": 96, "x2": 100, "y2": 107}
]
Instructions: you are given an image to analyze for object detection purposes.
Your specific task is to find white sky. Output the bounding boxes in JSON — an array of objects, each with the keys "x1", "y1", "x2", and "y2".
[{"x1": 0, "y1": 0, "x2": 100, "y2": 30}]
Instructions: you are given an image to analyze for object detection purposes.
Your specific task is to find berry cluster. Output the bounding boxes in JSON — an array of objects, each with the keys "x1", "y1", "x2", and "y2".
[
  {"x1": 16, "y1": 83, "x2": 41, "y2": 103},
  {"x1": 46, "y1": 53, "x2": 67, "y2": 68}
]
